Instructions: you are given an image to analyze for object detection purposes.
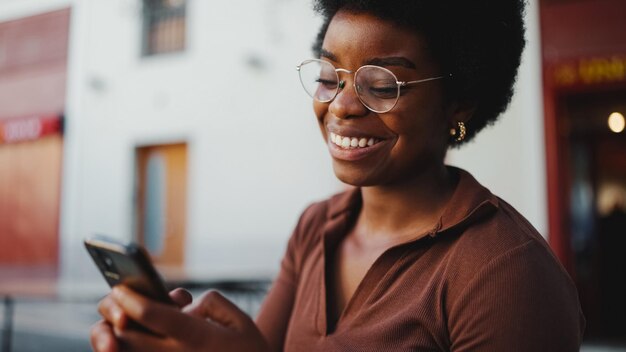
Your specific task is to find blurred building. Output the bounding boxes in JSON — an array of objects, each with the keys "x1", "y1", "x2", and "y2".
[
  {"x1": 539, "y1": 0, "x2": 626, "y2": 342},
  {"x1": 0, "y1": 0, "x2": 624, "y2": 345}
]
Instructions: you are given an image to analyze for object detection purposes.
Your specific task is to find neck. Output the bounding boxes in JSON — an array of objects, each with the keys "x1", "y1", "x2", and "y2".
[{"x1": 356, "y1": 163, "x2": 456, "y2": 243}]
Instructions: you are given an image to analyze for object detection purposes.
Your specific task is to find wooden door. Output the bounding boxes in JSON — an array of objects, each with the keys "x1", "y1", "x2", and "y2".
[{"x1": 135, "y1": 143, "x2": 187, "y2": 267}]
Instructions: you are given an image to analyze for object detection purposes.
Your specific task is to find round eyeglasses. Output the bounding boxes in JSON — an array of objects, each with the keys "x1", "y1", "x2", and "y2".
[{"x1": 296, "y1": 59, "x2": 448, "y2": 114}]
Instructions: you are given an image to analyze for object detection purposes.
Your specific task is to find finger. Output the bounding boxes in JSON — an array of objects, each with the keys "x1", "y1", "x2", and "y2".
[
  {"x1": 112, "y1": 285, "x2": 202, "y2": 339},
  {"x1": 90, "y1": 320, "x2": 119, "y2": 352},
  {"x1": 169, "y1": 288, "x2": 193, "y2": 309},
  {"x1": 98, "y1": 294, "x2": 128, "y2": 330},
  {"x1": 186, "y1": 290, "x2": 250, "y2": 331},
  {"x1": 116, "y1": 328, "x2": 176, "y2": 352}
]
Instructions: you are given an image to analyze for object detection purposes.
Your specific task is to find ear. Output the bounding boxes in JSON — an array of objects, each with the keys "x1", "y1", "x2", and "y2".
[{"x1": 445, "y1": 100, "x2": 476, "y2": 126}]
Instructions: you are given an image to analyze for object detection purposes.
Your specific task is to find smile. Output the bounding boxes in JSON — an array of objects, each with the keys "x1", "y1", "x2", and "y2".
[{"x1": 330, "y1": 132, "x2": 381, "y2": 149}]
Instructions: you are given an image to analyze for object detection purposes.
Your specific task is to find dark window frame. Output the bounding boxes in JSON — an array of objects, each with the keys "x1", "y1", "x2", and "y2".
[{"x1": 141, "y1": 0, "x2": 187, "y2": 57}]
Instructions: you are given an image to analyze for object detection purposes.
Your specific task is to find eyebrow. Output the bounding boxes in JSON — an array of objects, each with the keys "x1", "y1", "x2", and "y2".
[
  {"x1": 319, "y1": 48, "x2": 338, "y2": 61},
  {"x1": 366, "y1": 57, "x2": 416, "y2": 69},
  {"x1": 319, "y1": 48, "x2": 416, "y2": 69}
]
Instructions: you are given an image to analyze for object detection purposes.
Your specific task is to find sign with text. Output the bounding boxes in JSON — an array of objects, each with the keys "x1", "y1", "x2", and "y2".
[
  {"x1": 0, "y1": 114, "x2": 63, "y2": 144},
  {"x1": 552, "y1": 56, "x2": 626, "y2": 87}
]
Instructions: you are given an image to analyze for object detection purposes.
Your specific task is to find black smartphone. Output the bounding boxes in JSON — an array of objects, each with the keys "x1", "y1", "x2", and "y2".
[{"x1": 84, "y1": 235, "x2": 174, "y2": 306}]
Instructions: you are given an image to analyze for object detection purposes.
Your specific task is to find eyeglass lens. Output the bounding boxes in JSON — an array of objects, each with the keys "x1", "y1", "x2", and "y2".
[{"x1": 298, "y1": 60, "x2": 400, "y2": 113}]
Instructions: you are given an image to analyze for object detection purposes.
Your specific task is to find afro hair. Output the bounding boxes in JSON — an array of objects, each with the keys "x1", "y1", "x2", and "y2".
[{"x1": 312, "y1": 0, "x2": 527, "y2": 145}]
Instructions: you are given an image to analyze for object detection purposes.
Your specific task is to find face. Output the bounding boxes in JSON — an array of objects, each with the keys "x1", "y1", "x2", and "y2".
[{"x1": 315, "y1": 10, "x2": 453, "y2": 187}]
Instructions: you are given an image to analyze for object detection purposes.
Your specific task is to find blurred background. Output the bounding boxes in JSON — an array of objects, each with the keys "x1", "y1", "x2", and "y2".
[{"x1": 0, "y1": 0, "x2": 624, "y2": 350}]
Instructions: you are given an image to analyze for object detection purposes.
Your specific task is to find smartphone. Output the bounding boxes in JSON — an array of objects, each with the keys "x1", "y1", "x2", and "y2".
[{"x1": 84, "y1": 235, "x2": 174, "y2": 306}]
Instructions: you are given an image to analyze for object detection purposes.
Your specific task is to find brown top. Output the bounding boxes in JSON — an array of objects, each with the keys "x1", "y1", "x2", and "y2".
[{"x1": 256, "y1": 167, "x2": 585, "y2": 352}]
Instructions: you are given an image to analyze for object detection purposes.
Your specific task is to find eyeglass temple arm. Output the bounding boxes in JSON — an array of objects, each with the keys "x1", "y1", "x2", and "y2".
[
  {"x1": 400, "y1": 73, "x2": 453, "y2": 87},
  {"x1": 294, "y1": 65, "x2": 354, "y2": 74}
]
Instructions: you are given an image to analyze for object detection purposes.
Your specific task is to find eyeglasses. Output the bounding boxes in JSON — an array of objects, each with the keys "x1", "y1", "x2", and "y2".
[{"x1": 296, "y1": 59, "x2": 448, "y2": 114}]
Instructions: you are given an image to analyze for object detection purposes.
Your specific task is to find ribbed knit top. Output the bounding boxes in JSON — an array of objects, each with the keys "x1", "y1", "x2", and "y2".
[{"x1": 256, "y1": 167, "x2": 585, "y2": 352}]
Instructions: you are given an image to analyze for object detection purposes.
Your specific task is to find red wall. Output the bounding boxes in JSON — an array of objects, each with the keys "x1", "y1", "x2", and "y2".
[
  {"x1": 0, "y1": 8, "x2": 70, "y2": 267},
  {"x1": 541, "y1": 0, "x2": 626, "y2": 64},
  {"x1": 0, "y1": 9, "x2": 69, "y2": 119}
]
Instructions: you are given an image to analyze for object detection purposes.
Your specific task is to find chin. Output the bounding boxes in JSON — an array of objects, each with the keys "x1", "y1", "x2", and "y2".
[{"x1": 332, "y1": 165, "x2": 381, "y2": 187}]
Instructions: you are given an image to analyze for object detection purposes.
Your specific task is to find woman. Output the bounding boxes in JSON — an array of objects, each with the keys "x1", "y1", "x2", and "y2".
[{"x1": 92, "y1": 0, "x2": 585, "y2": 351}]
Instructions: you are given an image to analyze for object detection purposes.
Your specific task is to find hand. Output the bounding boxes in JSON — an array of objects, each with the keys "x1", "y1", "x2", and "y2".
[
  {"x1": 91, "y1": 286, "x2": 269, "y2": 352},
  {"x1": 91, "y1": 287, "x2": 192, "y2": 351}
]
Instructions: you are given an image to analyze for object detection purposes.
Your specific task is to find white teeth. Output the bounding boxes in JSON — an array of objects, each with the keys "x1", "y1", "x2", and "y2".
[{"x1": 329, "y1": 132, "x2": 379, "y2": 149}]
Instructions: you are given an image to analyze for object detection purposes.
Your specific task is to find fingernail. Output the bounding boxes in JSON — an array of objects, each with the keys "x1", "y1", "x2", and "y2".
[
  {"x1": 112, "y1": 286, "x2": 123, "y2": 300},
  {"x1": 112, "y1": 306, "x2": 123, "y2": 324},
  {"x1": 96, "y1": 335, "x2": 110, "y2": 351}
]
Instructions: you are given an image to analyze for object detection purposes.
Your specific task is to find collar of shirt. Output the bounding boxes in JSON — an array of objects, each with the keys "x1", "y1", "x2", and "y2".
[
  {"x1": 323, "y1": 166, "x2": 500, "y2": 239},
  {"x1": 315, "y1": 166, "x2": 501, "y2": 335}
]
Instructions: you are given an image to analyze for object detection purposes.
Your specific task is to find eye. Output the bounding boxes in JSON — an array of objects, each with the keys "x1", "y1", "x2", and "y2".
[
  {"x1": 316, "y1": 78, "x2": 338, "y2": 89},
  {"x1": 367, "y1": 80, "x2": 398, "y2": 99}
]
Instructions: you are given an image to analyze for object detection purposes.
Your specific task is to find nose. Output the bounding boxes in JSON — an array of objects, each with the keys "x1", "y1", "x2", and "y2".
[{"x1": 328, "y1": 81, "x2": 369, "y2": 119}]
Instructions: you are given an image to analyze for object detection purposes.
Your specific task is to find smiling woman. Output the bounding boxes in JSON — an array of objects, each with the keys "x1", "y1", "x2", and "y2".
[
  {"x1": 310, "y1": 11, "x2": 453, "y2": 188},
  {"x1": 91, "y1": 0, "x2": 585, "y2": 351}
]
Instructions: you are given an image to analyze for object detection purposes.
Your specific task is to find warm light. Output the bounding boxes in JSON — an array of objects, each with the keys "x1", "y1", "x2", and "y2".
[{"x1": 608, "y1": 112, "x2": 625, "y2": 133}]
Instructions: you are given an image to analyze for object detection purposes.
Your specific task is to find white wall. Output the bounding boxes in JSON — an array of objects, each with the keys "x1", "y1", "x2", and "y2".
[
  {"x1": 55, "y1": 0, "x2": 340, "y2": 294},
  {"x1": 447, "y1": 0, "x2": 548, "y2": 237}
]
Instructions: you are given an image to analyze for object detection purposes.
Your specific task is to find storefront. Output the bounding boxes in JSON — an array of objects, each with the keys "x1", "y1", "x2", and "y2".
[
  {"x1": 0, "y1": 9, "x2": 70, "y2": 273},
  {"x1": 540, "y1": 0, "x2": 626, "y2": 341}
]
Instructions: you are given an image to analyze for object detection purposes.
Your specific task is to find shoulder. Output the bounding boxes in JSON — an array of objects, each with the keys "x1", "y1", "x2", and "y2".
[
  {"x1": 292, "y1": 190, "x2": 349, "y2": 236},
  {"x1": 439, "y1": 188, "x2": 584, "y2": 348},
  {"x1": 442, "y1": 189, "x2": 575, "y2": 296},
  {"x1": 439, "y1": 167, "x2": 568, "y2": 282},
  {"x1": 286, "y1": 188, "x2": 358, "y2": 259},
  {"x1": 449, "y1": 195, "x2": 565, "y2": 278}
]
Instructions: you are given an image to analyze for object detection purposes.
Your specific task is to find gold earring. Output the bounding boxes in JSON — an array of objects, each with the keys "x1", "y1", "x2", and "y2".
[{"x1": 449, "y1": 121, "x2": 466, "y2": 142}]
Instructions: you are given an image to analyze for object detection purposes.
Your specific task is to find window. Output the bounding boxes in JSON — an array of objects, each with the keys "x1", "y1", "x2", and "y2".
[{"x1": 142, "y1": 0, "x2": 186, "y2": 56}]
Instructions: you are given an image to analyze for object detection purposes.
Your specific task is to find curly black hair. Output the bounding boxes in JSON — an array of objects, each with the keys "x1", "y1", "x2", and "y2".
[{"x1": 312, "y1": 0, "x2": 526, "y2": 145}]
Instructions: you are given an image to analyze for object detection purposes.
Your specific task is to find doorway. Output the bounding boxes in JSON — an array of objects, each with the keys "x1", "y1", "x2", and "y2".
[
  {"x1": 560, "y1": 89, "x2": 626, "y2": 342},
  {"x1": 135, "y1": 143, "x2": 188, "y2": 268}
]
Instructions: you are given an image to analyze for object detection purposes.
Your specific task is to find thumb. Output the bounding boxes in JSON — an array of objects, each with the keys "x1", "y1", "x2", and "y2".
[
  {"x1": 186, "y1": 290, "x2": 250, "y2": 331},
  {"x1": 169, "y1": 288, "x2": 193, "y2": 309}
]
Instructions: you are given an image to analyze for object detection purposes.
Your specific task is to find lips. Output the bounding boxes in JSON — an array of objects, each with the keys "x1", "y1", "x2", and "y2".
[
  {"x1": 329, "y1": 132, "x2": 381, "y2": 149},
  {"x1": 326, "y1": 128, "x2": 392, "y2": 161}
]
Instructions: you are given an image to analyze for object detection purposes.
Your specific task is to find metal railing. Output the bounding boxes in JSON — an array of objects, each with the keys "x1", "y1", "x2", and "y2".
[{"x1": 0, "y1": 279, "x2": 270, "y2": 352}]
